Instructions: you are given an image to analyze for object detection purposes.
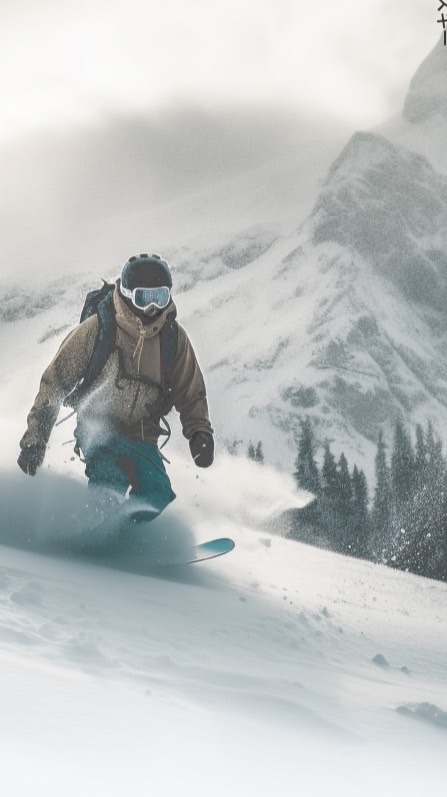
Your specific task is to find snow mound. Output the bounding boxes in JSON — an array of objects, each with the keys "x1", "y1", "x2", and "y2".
[{"x1": 397, "y1": 702, "x2": 447, "y2": 730}]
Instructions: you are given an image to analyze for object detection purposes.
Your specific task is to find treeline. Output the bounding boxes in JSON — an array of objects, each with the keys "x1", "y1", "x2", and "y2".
[
  {"x1": 227, "y1": 439, "x2": 264, "y2": 462},
  {"x1": 247, "y1": 441, "x2": 264, "y2": 463},
  {"x1": 289, "y1": 418, "x2": 447, "y2": 583}
]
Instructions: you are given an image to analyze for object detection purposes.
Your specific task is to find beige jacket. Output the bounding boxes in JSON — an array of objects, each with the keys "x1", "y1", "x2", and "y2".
[{"x1": 20, "y1": 287, "x2": 213, "y2": 449}]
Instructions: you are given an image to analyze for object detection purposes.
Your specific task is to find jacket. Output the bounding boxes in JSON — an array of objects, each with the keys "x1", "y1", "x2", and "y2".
[{"x1": 20, "y1": 286, "x2": 213, "y2": 450}]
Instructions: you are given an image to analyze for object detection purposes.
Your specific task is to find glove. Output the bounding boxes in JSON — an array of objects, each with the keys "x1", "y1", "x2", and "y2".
[
  {"x1": 189, "y1": 431, "x2": 214, "y2": 468},
  {"x1": 17, "y1": 443, "x2": 46, "y2": 476}
]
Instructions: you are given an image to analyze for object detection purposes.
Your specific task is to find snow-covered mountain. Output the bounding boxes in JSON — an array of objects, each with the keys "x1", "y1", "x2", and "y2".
[
  {"x1": 195, "y1": 35, "x2": 447, "y2": 473},
  {"x1": 291, "y1": 129, "x2": 447, "y2": 462},
  {"x1": 291, "y1": 36, "x2": 447, "y2": 468},
  {"x1": 172, "y1": 36, "x2": 447, "y2": 474},
  {"x1": 404, "y1": 35, "x2": 447, "y2": 124},
  {"x1": 190, "y1": 35, "x2": 447, "y2": 474}
]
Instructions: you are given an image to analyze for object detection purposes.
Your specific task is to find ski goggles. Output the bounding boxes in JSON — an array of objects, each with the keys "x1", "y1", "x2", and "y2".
[{"x1": 120, "y1": 284, "x2": 171, "y2": 311}]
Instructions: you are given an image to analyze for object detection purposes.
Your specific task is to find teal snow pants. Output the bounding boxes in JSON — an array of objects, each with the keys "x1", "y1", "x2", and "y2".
[{"x1": 76, "y1": 427, "x2": 176, "y2": 520}]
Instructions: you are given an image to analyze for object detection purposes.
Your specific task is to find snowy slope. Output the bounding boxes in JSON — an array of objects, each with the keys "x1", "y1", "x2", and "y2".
[{"x1": 0, "y1": 463, "x2": 446, "y2": 796}]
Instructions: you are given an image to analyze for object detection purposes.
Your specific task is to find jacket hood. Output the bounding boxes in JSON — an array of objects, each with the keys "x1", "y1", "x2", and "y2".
[{"x1": 113, "y1": 280, "x2": 177, "y2": 341}]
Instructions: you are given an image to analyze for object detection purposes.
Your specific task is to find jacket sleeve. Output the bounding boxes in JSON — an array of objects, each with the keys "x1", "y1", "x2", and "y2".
[
  {"x1": 20, "y1": 316, "x2": 98, "y2": 448},
  {"x1": 171, "y1": 325, "x2": 214, "y2": 440}
]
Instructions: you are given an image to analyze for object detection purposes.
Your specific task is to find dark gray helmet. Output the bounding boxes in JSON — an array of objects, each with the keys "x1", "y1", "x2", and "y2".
[{"x1": 121, "y1": 253, "x2": 172, "y2": 291}]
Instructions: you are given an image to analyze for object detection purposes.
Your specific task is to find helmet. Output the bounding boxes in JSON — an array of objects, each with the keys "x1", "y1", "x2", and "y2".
[
  {"x1": 121, "y1": 253, "x2": 172, "y2": 291},
  {"x1": 120, "y1": 253, "x2": 173, "y2": 319}
]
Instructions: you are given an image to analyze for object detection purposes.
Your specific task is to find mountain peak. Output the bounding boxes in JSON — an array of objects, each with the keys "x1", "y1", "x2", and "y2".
[
  {"x1": 311, "y1": 130, "x2": 447, "y2": 308},
  {"x1": 403, "y1": 37, "x2": 447, "y2": 123}
]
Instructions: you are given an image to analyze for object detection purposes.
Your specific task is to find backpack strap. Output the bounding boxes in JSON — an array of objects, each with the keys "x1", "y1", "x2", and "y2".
[
  {"x1": 159, "y1": 313, "x2": 178, "y2": 407},
  {"x1": 64, "y1": 286, "x2": 116, "y2": 408},
  {"x1": 81, "y1": 288, "x2": 116, "y2": 393}
]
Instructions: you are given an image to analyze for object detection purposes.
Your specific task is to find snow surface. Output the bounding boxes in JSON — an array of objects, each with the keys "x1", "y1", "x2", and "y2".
[{"x1": 0, "y1": 457, "x2": 446, "y2": 796}]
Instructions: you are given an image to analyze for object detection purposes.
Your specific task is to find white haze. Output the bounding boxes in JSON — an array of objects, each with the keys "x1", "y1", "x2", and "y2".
[
  {"x1": 0, "y1": 0, "x2": 436, "y2": 139},
  {"x1": 0, "y1": 108, "x2": 350, "y2": 288}
]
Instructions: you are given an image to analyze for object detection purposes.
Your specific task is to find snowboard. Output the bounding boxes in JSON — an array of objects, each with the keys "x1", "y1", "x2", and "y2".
[
  {"x1": 88, "y1": 537, "x2": 235, "y2": 574},
  {"x1": 115, "y1": 531, "x2": 235, "y2": 567},
  {"x1": 64, "y1": 515, "x2": 235, "y2": 567},
  {"x1": 106, "y1": 509, "x2": 235, "y2": 566},
  {"x1": 176, "y1": 537, "x2": 235, "y2": 565}
]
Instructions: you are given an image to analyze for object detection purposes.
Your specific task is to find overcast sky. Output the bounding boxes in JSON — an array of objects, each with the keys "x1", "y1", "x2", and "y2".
[{"x1": 0, "y1": 0, "x2": 437, "y2": 143}]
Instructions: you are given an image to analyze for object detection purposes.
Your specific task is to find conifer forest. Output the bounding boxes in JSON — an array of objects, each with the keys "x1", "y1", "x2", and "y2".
[{"x1": 286, "y1": 418, "x2": 447, "y2": 583}]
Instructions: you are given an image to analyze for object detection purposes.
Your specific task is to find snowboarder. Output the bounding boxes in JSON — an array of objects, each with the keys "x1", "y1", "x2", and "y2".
[{"x1": 17, "y1": 253, "x2": 214, "y2": 523}]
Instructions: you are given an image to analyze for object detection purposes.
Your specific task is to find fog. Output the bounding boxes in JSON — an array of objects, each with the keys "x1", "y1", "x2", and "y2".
[
  {"x1": 0, "y1": 0, "x2": 436, "y2": 138},
  {"x1": 0, "y1": 107, "x2": 350, "y2": 283},
  {"x1": 0, "y1": 1, "x2": 437, "y2": 283}
]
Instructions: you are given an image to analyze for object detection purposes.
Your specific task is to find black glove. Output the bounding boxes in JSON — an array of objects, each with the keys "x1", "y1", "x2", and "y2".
[
  {"x1": 189, "y1": 432, "x2": 214, "y2": 468},
  {"x1": 17, "y1": 443, "x2": 46, "y2": 476}
]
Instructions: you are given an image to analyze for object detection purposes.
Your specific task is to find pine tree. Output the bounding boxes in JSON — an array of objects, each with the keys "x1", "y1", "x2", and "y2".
[
  {"x1": 321, "y1": 443, "x2": 338, "y2": 502},
  {"x1": 391, "y1": 421, "x2": 416, "y2": 504},
  {"x1": 255, "y1": 441, "x2": 264, "y2": 464},
  {"x1": 425, "y1": 421, "x2": 443, "y2": 481},
  {"x1": 372, "y1": 431, "x2": 392, "y2": 560},
  {"x1": 415, "y1": 424, "x2": 427, "y2": 474},
  {"x1": 432, "y1": 468, "x2": 447, "y2": 581},
  {"x1": 351, "y1": 466, "x2": 370, "y2": 558},
  {"x1": 319, "y1": 442, "x2": 341, "y2": 549},
  {"x1": 404, "y1": 426, "x2": 446, "y2": 580},
  {"x1": 290, "y1": 419, "x2": 321, "y2": 544},
  {"x1": 335, "y1": 452, "x2": 354, "y2": 554},
  {"x1": 247, "y1": 442, "x2": 256, "y2": 460},
  {"x1": 336, "y1": 453, "x2": 353, "y2": 518},
  {"x1": 413, "y1": 423, "x2": 429, "y2": 500},
  {"x1": 426, "y1": 421, "x2": 436, "y2": 459},
  {"x1": 387, "y1": 422, "x2": 416, "y2": 570},
  {"x1": 294, "y1": 418, "x2": 320, "y2": 495},
  {"x1": 388, "y1": 422, "x2": 443, "y2": 578}
]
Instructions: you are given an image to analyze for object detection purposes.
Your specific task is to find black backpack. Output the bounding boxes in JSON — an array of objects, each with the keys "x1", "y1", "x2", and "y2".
[{"x1": 64, "y1": 281, "x2": 178, "y2": 410}]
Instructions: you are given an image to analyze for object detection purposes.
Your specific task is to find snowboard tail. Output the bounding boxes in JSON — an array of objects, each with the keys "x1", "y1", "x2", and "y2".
[
  {"x1": 124, "y1": 511, "x2": 235, "y2": 565},
  {"x1": 178, "y1": 537, "x2": 235, "y2": 565}
]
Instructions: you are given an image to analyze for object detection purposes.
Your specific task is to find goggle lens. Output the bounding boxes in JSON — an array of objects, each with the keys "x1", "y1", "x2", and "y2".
[
  {"x1": 133, "y1": 286, "x2": 170, "y2": 309},
  {"x1": 121, "y1": 284, "x2": 171, "y2": 310}
]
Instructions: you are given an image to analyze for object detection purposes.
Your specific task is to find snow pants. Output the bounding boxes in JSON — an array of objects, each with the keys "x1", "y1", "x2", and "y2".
[{"x1": 75, "y1": 426, "x2": 176, "y2": 520}]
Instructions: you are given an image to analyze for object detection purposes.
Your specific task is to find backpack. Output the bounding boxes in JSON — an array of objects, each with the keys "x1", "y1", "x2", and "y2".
[{"x1": 64, "y1": 280, "x2": 178, "y2": 410}]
